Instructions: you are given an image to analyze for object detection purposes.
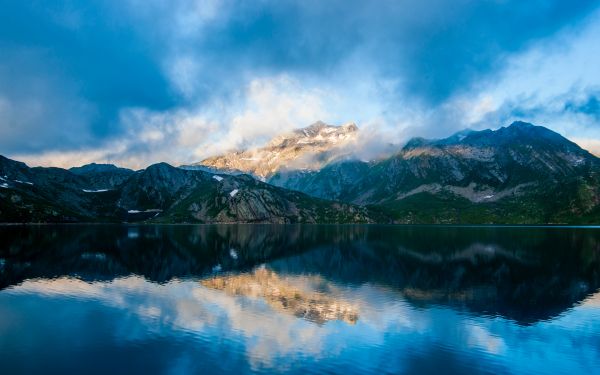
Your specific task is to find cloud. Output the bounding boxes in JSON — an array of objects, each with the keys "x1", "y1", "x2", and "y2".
[
  {"x1": 11, "y1": 75, "x2": 334, "y2": 169},
  {"x1": 0, "y1": 48, "x2": 97, "y2": 154},
  {"x1": 464, "y1": 87, "x2": 600, "y2": 146},
  {"x1": 402, "y1": 9, "x2": 600, "y2": 141},
  {"x1": 0, "y1": 0, "x2": 177, "y2": 152},
  {"x1": 564, "y1": 93, "x2": 600, "y2": 120},
  {"x1": 1, "y1": 0, "x2": 600, "y2": 166}
]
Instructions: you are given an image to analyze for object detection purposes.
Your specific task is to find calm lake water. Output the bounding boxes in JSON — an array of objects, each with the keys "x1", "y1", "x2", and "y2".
[{"x1": 1, "y1": 225, "x2": 599, "y2": 374}]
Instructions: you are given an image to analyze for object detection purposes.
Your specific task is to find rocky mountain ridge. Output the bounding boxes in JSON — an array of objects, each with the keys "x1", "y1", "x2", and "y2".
[{"x1": 187, "y1": 121, "x2": 359, "y2": 179}]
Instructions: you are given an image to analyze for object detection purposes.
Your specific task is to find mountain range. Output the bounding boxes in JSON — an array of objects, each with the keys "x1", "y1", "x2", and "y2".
[
  {"x1": 270, "y1": 121, "x2": 600, "y2": 223},
  {"x1": 1, "y1": 120, "x2": 599, "y2": 224},
  {"x1": 0, "y1": 156, "x2": 377, "y2": 223}
]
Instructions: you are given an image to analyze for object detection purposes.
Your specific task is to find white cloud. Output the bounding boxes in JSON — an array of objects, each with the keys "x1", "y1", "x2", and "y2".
[
  {"x1": 450, "y1": 8, "x2": 600, "y2": 134},
  {"x1": 220, "y1": 76, "x2": 329, "y2": 150},
  {"x1": 166, "y1": 56, "x2": 202, "y2": 98},
  {"x1": 174, "y1": 0, "x2": 224, "y2": 36},
  {"x1": 8, "y1": 7, "x2": 600, "y2": 169},
  {"x1": 9, "y1": 75, "x2": 335, "y2": 169}
]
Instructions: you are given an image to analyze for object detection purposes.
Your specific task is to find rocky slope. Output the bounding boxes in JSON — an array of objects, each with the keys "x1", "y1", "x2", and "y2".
[
  {"x1": 269, "y1": 121, "x2": 600, "y2": 223},
  {"x1": 0, "y1": 156, "x2": 382, "y2": 224},
  {"x1": 186, "y1": 121, "x2": 359, "y2": 179}
]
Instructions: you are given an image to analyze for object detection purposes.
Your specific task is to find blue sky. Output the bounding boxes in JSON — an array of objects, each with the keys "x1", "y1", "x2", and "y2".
[{"x1": 1, "y1": 0, "x2": 600, "y2": 168}]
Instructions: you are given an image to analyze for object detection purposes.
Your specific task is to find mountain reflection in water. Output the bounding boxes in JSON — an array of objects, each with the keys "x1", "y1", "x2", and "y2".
[
  {"x1": 202, "y1": 268, "x2": 359, "y2": 324},
  {"x1": 1, "y1": 225, "x2": 600, "y2": 374}
]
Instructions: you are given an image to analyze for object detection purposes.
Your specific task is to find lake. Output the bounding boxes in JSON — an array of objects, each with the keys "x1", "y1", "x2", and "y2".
[{"x1": 1, "y1": 224, "x2": 599, "y2": 374}]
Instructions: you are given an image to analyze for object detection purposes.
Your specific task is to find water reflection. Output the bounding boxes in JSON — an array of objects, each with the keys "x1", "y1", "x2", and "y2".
[
  {"x1": 202, "y1": 268, "x2": 359, "y2": 324},
  {"x1": 2, "y1": 225, "x2": 599, "y2": 324},
  {"x1": 1, "y1": 225, "x2": 600, "y2": 374}
]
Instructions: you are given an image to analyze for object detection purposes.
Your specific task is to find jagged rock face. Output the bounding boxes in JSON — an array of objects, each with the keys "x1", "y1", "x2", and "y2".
[{"x1": 192, "y1": 121, "x2": 359, "y2": 179}]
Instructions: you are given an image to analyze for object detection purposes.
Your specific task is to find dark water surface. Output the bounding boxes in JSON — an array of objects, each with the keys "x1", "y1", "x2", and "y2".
[{"x1": 1, "y1": 225, "x2": 600, "y2": 374}]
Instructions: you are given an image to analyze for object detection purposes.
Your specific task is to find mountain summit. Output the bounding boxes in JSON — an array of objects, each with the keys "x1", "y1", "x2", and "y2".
[{"x1": 188, "y1": 121, "x2": 359, "y2": 179}]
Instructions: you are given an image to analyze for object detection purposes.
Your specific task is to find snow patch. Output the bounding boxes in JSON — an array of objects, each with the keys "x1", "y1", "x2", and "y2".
[
  {"x1": 14, "y1": 180, "x2": 33, "y2": 186},
  {"x1": 0, "y1": 183, "x2": 8, "y2": 189},
  {"x1": 229, "y1": 189, "x2": 239, "y2": 197},
  {"x1": 212, "y1": 264, "x2": 222, "y2": 273},
  {"x1": 483, "y1": 195, "x2": 494, "y2": 199},
  {"x1": 83, "y1": 189, "x2": 110, "y2": 193},
  {"x1": 229, "y1": 248, "x2": 238, "y2": 260},
  {"x1": 127, "y1": 209, "x2": 163, "y2": 214},
  {"x1": 212, "y1": 175, "x2": 223, "y2": 182}
]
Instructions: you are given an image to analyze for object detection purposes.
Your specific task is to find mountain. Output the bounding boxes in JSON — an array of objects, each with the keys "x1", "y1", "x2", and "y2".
[
  {"x1": 3, "y1": 121, "x2": 600, "y2": 224},
  {"x1": 185, "y1": 121, "x2": 359, "y2": 179},
  {"x1": 0, "y1": 155, "x2": 113, "y2": 221},
  {"x1": 0, "y1": 156, "x2": 382, "y2": 224},
  {"x1": 269, "y1": 121, "x2": 600, "y2": 224},
  {"x1": 70, "y1": 163, "x2": 135, "y2": 189}
]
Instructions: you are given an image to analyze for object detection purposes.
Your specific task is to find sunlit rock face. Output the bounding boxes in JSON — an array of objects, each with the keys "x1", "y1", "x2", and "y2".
[
  {"x1": 201, "y1": 267, "x2": 359, "y2": 325},
  {"x1": 192, "y1": 122, "x2": 359, "y2": 179}
]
